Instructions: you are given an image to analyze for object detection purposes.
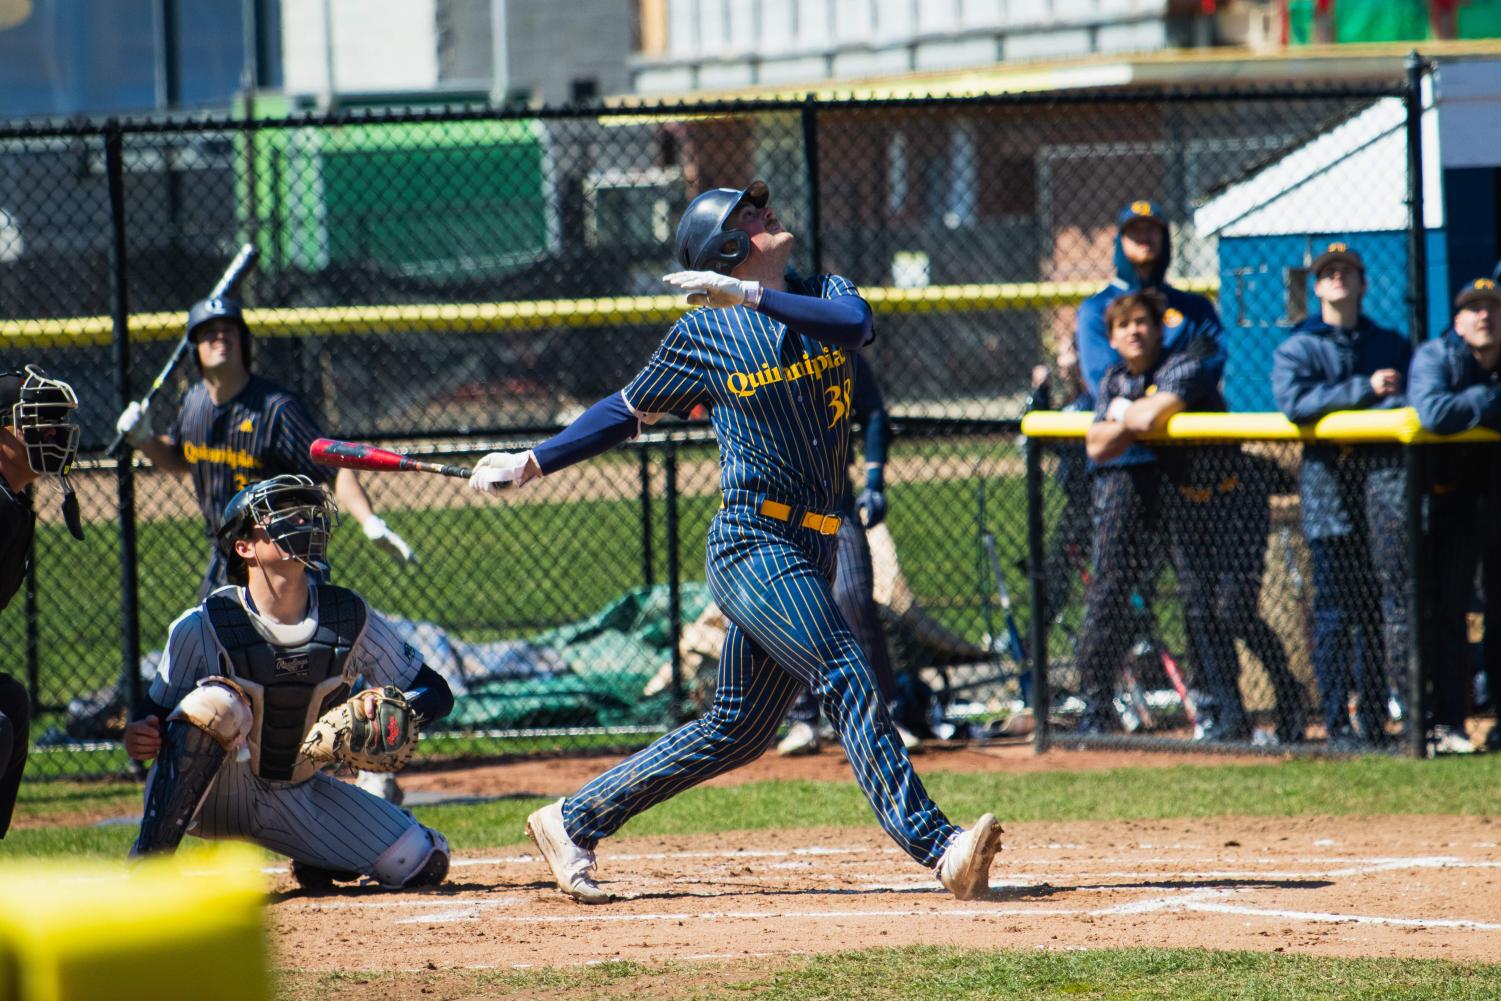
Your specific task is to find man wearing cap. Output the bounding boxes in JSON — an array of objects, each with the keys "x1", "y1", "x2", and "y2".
[
  {"x1": 1411, "y1": 278, "x2": 1501, "y2": 752},
  {"x1": 114, "y1": 297, "x2": 417, "y2": 802},
  {"x1": 0, "y1": 366, "x2": 82, "y2": 836},
  {"x1": 1272, "y1": 242, "x2": 1411, "y2": 749}
]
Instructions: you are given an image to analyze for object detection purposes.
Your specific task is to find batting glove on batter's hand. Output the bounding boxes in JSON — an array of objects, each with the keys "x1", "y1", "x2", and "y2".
[
  {"x1": 115, "y1": 400, "x2": 154, "y2": 447},
  {"x1": 361, "y1": 515, "x2": 417, "y2": 564},
  {"x1": 662, "y1": 271, "x2": 762, "y2": 309},
  {"x1": 470, "y1": 450, "x2": 538, "y2": 494}
]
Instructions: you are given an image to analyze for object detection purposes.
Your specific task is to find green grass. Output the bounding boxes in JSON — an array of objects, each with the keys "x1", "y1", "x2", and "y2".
[
  {"x1": 275, "y1": 947, "x2": 1501, "y2": 1001},
  {"x1": 9, "y1": 754, "x2": 1500, "y2": 859}
]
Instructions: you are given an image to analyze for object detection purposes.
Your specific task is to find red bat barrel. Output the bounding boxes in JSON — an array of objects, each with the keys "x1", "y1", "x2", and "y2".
[{"x1": 309, "y1": 438, "x2": 472, "y2": 479}]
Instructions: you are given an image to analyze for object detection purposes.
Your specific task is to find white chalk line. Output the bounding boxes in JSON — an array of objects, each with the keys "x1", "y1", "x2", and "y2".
[{"x1": 269, "y1": 843, "x2": 1501, "y2": 936}]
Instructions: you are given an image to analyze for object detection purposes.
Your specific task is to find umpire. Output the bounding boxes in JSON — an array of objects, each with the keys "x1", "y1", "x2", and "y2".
[
  {"x1": 1411, "y1": 277, "x2": 1501, "y2": 753},
  {"x1": 0, "y1": 366, "x2": 82, "y2": 837}
]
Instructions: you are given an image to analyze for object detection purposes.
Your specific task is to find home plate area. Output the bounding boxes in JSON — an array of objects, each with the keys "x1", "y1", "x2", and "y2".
[{"x1": 268, "y1": 816, "x2": 1501, "y2": 971}]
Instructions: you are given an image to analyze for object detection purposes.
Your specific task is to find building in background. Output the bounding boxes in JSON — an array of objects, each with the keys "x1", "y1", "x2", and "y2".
[{"x1": 0, "y1": 0, "x2": 635, "y2": 121}]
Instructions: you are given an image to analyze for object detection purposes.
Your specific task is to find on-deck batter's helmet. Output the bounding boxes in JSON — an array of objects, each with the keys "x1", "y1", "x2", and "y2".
[
  {"x1": 187, "y1": 296, "x2": 252, "y2": 370},
  {"x1": 216, "y1": 474, "x2": 336, "y2": 585},
  {"x1": 674, "y1": 180, "x2": 769, "y2": 274},
  {"x1": 0, "y1": 365, "x2": 80, "y2": 476}
]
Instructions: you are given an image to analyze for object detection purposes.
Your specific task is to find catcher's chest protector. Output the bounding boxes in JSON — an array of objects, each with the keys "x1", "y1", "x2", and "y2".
[{"x1": 205, "y1": 585, "x2": 367, "y2": 781}]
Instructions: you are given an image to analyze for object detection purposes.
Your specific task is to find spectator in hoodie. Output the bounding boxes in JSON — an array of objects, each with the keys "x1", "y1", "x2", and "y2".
[
  {"x1": 1076, "y1": 200, "x2": 1225, "y2": 400},
  {"x1": 1271, "y1": 242, "x2": 1410, "y2": 749},
  {"x1": 1410, "y1": 277, "x2": 1501, "y2": 754}
]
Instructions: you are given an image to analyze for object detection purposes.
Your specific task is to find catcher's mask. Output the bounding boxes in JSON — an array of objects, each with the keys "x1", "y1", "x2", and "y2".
[
  {"x1": 673, "y1": 180, "x2": 769, "y2": 275},
  {"x1": 217, "y1": 474, "x2": 336, "y2": 584},
  {"x1": 187, "y1": 296, "x2": 252, "y2": 370},
  {"x1": 1, "y1": 365, "x2": 81, "y2": 476}
]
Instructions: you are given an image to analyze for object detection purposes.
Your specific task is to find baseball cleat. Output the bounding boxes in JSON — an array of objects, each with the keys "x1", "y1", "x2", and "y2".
[
  {"x1": 936, "y1": 813, "x2": 1003, "y2": 900},
  {"x1": 290, "y1": 859, "x2": 363, "y2": 891},
  {"x1": 776, "y1": 720, "x2": 821, "y2": 757},
  {"x1": 525, "y1": 799, "x2": 612, "y2": 904}
]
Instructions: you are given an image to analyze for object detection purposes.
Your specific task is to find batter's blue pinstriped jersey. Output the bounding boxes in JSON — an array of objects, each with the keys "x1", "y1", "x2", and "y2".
[
  {"x1": 169, "y1": 374, "x2": 332, "y2": 537},
  {"x1": 624, "y1": 273, "x2": 862, "y2": 515}
]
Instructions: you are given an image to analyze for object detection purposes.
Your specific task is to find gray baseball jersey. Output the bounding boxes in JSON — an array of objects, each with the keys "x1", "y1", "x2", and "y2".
[{"x1": 145, "y1": 585, "x2": 425, "y2": 872}]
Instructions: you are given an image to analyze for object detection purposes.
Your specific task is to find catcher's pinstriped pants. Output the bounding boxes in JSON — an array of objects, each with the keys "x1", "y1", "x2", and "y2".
[{"x1": 562, "y1": 506, "x2": 958, "y2": 866}]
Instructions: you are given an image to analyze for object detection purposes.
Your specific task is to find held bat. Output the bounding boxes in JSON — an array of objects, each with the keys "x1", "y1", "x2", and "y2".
[
  {"x1": 108, "y1": 242, "x2": 260, "y2": 457},
  {"x1": 310, "y1": 438, "x2": 474, "y2": 479}
]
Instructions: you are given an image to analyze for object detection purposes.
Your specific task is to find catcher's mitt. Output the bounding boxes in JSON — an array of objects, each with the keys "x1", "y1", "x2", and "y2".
[{"x1": 299, "y1": 685, "x2": 418, "y2": 773}]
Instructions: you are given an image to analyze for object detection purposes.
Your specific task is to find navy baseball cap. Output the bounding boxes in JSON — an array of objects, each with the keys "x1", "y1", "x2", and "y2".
[
  {"x1": 1117, "y1": 200, "x2": 1167, "y2": 230},
  {"x1": 1311, "y1": 241, "x2": 1364, "y2": 277},
  {"x1": 1455, "y1": 277, "x2": 1501, "y2": 311}
]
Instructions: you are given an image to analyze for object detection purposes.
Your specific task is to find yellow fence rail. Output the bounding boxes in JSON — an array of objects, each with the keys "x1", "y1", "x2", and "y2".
[
  {"x1": 0, "y1": 277, "x2": 1220, "y2": 350},
  {"x1": 1021, "y1": 408, "x2": 1501, "y2": 445}
]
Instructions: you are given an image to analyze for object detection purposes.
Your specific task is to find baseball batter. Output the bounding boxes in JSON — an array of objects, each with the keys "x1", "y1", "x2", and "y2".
[
  {"x1": 116, "y1": 297, "x2": 416, "y2": 600},
  {"x1": 468, "y1": 181, "x2": 1001, "y2": 903},
  {"x1": 122, "y1": 475, "x2": 453, "y2": 890}
]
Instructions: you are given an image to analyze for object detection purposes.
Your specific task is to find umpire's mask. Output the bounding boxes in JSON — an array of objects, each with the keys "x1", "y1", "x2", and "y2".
[{"x1": 2, "y1": 365, "x2": 81, "y2": 476}]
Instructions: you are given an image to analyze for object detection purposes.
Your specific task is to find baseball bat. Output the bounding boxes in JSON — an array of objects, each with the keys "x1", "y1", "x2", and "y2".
[
  {"x1": 310, "y1": 438, "x2": 474, "y2": 479},
  {"x1": 109, "y1": 242, "x2": 260, "y2": 457}
]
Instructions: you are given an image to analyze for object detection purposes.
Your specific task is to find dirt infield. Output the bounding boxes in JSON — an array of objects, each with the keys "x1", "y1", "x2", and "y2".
[{"x1": 264, "y1": 748, "x2": 1501, "y2": 972}]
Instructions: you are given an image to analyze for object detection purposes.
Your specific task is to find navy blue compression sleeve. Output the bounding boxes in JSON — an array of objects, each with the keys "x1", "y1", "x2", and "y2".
[
  {"x1": 531, "y1": 392, "x2": 641, "y2": 475},
  {"x1": 756, "y1": 288, "x2": 873, "y2": 349},
  {"x1": 405, "y1": 664, "x2": 454, "y2": 725}
]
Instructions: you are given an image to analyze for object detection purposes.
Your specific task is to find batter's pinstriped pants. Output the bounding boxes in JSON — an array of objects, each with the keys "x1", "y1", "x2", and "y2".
[{"x1": 562, "y1": 506, "x2": 958, "y2": 866}]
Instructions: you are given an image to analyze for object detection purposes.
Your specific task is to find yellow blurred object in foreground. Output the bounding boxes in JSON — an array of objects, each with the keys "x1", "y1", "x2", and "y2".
[{"x1": 0, "y1": 843, "x2": 268, "y2": 1001}]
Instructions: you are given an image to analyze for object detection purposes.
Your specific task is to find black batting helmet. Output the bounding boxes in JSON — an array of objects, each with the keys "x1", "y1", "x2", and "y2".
[
  {"x1": 673, "y1": 180, "x2": 769, "y2": 275},
  {"x1": 187, "y1": 296, "x2": 252, "y2": 370},
  {"x1": 216, "y1": 474, "x2": 336, "y2": 585}
]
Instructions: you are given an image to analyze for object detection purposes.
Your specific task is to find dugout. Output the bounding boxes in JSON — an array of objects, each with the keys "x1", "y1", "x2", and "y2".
[{"x1": 1194, "y1": 57, "x2": 1501, "y2": 411}]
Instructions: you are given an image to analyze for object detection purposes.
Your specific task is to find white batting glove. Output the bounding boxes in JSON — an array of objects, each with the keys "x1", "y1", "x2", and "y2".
[
  {"x1": 1104, "y1": 396, "x2": 1132, "y2": 423},
  {"x1": 361, "y1": 515, "x2": 417, "y2": 565},
  {"x1": 469, "y1": 450, "x2": 537, "y2": 494},
  {"x1": 662, "y1": 271, "x2": 762, "y2": 309},
  {"x1": 115, "y1": 399, "x2": 154, "y2": 447}
]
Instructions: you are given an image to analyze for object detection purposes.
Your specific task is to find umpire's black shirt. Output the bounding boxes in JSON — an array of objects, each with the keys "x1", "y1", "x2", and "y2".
[{"x1": 0, "y1": 473, "x2": 33, "y2": 612}]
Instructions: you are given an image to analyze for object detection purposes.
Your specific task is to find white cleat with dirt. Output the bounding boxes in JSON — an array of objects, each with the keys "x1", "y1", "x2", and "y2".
[
  {"x1": 935, "y1": 813, "x2": 1003, "y2": 900},
  {"x1": 525, "y1": 798, "x2": 612, "y2": 904}
]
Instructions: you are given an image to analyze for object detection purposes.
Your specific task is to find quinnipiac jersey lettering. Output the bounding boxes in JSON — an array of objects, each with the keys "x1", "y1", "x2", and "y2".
[
  {"x1": 625, "y1": 273, "x2": 859, "y2": 514},
  {"x1": 168, "y1": 374, "x2": 332, "y2": 537}
]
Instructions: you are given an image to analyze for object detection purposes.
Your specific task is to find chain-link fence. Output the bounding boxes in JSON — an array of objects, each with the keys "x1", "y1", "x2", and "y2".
[{"x1": 0, "y1": 75, "x2": 1435, "y2": 778}]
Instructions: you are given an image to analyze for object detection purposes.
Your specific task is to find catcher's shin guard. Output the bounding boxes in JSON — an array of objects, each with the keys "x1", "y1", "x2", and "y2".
[{"x1": 130, "y1": 720, "x2": 227, "y2": 857}]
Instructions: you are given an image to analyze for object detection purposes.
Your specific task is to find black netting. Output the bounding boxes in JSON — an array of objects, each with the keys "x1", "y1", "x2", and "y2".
[{"x1": 0, "y1": 80, "x2": 1438, "y2": 777}]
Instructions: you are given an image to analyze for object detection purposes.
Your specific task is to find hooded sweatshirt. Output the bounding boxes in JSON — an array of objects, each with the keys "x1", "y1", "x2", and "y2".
[{"x1": 1075, "y1": 202, "x2": 1226, "y2": 467}]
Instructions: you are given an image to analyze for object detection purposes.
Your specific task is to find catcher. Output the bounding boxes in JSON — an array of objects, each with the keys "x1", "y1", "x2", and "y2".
[{"x1": 122, "y1": 474, "x2": 453, "y2": 890}]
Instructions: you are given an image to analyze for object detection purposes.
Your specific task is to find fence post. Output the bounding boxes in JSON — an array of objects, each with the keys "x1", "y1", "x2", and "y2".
[
  {"x1": 1026, "y1": 436, "x2": 1049, "y2": 753},
  {"x1": 1403, "y1": 51, "x2": 1430, "y2": 759},
  {"x1": 800, "y1": 95, "x2": 823, "y2": 275},
  {"x1": 639, "y1": 444, "x2": 655, "y2": 590},
  {"x1": 106, "y1": 123, "x2": 145, "y2": 727},
  {"x1": 664, "y1": 437, "x2": 685, "y2": 725}
]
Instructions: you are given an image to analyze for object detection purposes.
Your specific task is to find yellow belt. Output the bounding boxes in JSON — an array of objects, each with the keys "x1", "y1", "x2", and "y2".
[{"x1": 756, "y1": 499, "x2": 841, "y2": 535}]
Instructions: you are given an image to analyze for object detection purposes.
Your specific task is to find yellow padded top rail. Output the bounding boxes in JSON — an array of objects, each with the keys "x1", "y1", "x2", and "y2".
[{"x1": 1020, "y1": 408, "x2": 1501, "y2": 446}]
